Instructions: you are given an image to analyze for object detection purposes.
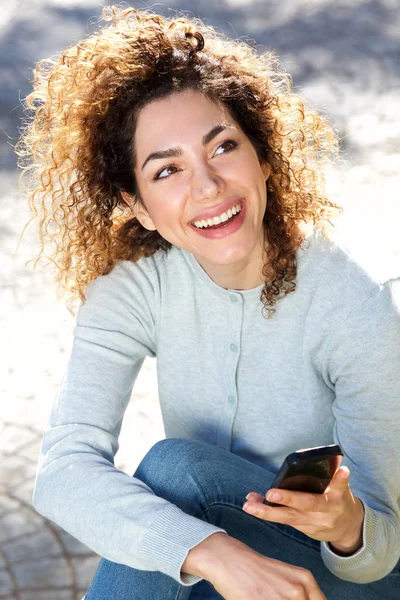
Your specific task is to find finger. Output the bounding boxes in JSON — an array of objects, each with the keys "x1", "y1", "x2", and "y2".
[
  {"x1": 264, "y1": 488, "x2": 325, "y2": 512},
  {"x1": 310, "y1": 580, "x2": 328, "y2": 600},
  {"x1": 243, "y1": 501, "x2": 302, "y2": 525},
  {"x1": 297, "y1": 567, "x2": 328, "y2": 600},
  {"x1": 244, "y1": 492, "x2": 265, "y2": 503},
  {"x1": 311, "y1": 585, "x2": 328, "y2": 600}
]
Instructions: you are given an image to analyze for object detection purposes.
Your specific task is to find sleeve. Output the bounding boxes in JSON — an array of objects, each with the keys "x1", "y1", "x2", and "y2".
[
  {"x1": 32, "y1": 262, "x2": 227, "y2": 586},
  {"x1": 319, "y1": 278, "x2": 400, "y2": 583}
]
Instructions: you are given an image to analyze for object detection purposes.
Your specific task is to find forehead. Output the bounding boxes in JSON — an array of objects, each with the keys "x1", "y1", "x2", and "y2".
[{"x1": 134, "y1": 90, "x2": 234, "y2": 158}]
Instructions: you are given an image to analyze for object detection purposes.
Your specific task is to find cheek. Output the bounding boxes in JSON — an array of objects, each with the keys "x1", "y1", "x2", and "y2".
[
  {"x1": 228, "y1": 155, "x2": 263, "y2": 180},
  {"x1": 144, "y1": 191, "x2": 184, "y2": 227}
]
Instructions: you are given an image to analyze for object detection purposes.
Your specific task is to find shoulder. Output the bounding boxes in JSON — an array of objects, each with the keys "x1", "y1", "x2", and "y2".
[
  {"x1": 300, "y1": 229, "x2": 400, "y2": 328},
  {"x1": 78, "y1": 245, "x2": 190, "y2": 322},
  {"x1": 84, "y1": 246, "x2": 183, "y2": 298},
  {"x1": 302, "y1": 229, "x2": 394, "y2": 301}
]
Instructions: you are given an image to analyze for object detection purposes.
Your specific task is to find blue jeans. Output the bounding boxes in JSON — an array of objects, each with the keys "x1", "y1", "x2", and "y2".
[{"x1": 85, "y1": 439, "x2": 399, "y2": 599}]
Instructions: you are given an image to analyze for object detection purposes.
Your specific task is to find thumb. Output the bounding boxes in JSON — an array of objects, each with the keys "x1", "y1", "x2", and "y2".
[{"x1": 329, "y1": 466, "x2": 351, "y2": 491}]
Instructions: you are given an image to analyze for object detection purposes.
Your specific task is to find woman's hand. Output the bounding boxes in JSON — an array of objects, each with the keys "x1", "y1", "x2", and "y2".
[
  {"x1": 182, "y1": 532, "x2": 327, "y2": 600},
  {"x1": 243, "y1": 466, "x2": 365, "y2": 554}
]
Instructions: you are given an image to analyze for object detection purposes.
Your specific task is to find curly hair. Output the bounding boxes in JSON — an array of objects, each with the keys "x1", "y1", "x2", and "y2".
[{"x1": 16, "y1": 5, "x2": 342, "y2": 317}]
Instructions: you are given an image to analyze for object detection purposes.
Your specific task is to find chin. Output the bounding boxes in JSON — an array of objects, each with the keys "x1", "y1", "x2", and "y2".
[{"x1": 206, "y1": 245, "x2": 255, "y2": 265}]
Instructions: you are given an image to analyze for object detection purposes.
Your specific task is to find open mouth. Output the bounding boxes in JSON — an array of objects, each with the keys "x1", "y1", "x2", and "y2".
[{"x1": 191, "y1": 202, "x2": 243, "y2": 230}]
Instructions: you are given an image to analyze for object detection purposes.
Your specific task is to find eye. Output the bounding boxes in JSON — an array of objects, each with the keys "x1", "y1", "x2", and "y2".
[
  {"x1": 214, "y1": 139, "x2": 238, "y2": 156},
  {"x1": 153, "y1": 164, "x2": 179, "y2": 181}
]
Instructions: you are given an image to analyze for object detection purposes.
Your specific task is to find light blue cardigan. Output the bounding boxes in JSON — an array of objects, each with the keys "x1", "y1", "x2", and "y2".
[{"x1": 33, "y1": 230, "x2": 400, "y2": 585}]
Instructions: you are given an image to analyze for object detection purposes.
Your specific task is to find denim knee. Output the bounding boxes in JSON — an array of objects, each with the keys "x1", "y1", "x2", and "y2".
[
  {"x1": 137, "y1": 438, "x2": 199, "y2": 471},
  {"x1": 133, "y1": 438, "x2": 213, "y2": 486},
  {"x1": 132, "y1": 438, "x2": 218, "y2": 518}
]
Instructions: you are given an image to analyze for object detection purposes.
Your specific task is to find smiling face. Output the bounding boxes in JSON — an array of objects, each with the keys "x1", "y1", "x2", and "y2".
[{"x1": 129, "y1": 89, "x2": 271, "y2": 290}]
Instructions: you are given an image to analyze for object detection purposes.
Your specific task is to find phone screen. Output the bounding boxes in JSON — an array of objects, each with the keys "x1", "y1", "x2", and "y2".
[
  {"x1": 263, "y1": 449, "x2": 343, "y2": 506},
  {"x1": 279, "y1": 456, "x2": 338, "y2": 494}
]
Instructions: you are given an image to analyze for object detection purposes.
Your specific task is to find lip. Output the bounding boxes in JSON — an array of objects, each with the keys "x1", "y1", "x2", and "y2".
[
  {"x1": 189, "y1": 198, "x2": 244, "y2": 224},
  {"x1": 188, "y1": 200, "x2": 246, "y2": 239}
]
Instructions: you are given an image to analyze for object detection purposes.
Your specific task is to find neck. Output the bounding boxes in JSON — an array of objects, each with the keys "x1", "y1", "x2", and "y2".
[
  {"x1": 195, "y1": 240, "x2": 270, "y2": 292},
  {"x1": 194, "y1": 221, "x2": 309, "y2": 291},
  {"x1": 213, "y1": 260, "x2": 267, "y2": 291}
]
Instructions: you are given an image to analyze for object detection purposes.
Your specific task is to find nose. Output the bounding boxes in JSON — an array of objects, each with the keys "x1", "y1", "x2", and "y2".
[{"x1": 190, "y1": 162, "x2": 223, "y2": 202}]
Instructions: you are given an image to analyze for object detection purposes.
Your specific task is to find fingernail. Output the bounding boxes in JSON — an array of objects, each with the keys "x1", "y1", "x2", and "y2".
[
  {"x1": 245, "y1": 493, "x2": 251, "y2": 500},
  {"x1": 267, "y1": 491, "x2": 282, "y2": 502},
  {"x1": 243, "y1": 503, "x2": 255, "y2": 514}
]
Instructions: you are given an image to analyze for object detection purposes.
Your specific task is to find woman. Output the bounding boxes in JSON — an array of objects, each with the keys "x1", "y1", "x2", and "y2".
[{"x1": 17, "y1": 6, "x2": 400, "y2": 599}]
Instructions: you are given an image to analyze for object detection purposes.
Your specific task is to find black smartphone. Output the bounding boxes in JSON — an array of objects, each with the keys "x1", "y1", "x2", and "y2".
[{"x1": 263, "y1": 444, "x2": 344, "y2": 506}]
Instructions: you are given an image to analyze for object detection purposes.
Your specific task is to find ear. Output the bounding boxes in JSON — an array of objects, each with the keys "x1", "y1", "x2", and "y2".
[
  {"x1": 261, "y1": 161, "x2": 271, "y2": 181},
  {"x1": 121, "y1": 191, "x2": 157, "y2": 232}
]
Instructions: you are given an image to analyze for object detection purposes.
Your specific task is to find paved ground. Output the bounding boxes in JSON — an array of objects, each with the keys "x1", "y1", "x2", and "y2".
[{"x1": 1, "y1": 0, "x2": 399, "y2": 598}]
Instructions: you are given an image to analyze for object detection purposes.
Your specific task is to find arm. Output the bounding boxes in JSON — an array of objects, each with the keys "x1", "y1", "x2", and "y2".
[
  {"x1": 241, "y1": 278, "x2": 400, "y2": 583},
  {"x1": 33, "y1": 260, "x2": 225, "y2": 585},
  {"x1": 181, "y1": 533, "x2": 327, "y2": 599},
  {"x1": 318, "y1": 278, "x2": 400, "y2": 582}
]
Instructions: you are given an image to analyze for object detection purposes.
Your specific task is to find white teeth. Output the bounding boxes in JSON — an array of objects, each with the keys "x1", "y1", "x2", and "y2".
[{"x1": 192, "y1": 203, "x2": 242, "y2": 229}]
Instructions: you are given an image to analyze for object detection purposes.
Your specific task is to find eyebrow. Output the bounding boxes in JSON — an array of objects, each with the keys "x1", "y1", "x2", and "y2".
[{"x1": 141, "y1": 124, "x2": 234, "y2": 171}]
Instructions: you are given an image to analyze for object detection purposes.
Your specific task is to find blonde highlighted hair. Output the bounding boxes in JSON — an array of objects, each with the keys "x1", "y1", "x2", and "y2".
[{"x1": 17, "y1": 5, "x2": 342, "y2": 316}]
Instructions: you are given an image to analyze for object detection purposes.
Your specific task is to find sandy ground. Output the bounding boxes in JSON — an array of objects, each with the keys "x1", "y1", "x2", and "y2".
[{"x1": 0, "y1": 0, "x2": 399, "y2": 598}]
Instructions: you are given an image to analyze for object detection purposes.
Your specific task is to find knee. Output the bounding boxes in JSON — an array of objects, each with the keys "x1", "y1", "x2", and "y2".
[
  {"x1": 143, "y1": 437, "x2": 196, "y2": 466},
  {"x1": 134, "y1": 438, "x2": 210, "y2": 481},
  {"x1": 133, "y1": 438, "x2": 215, "y2": 507}
]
